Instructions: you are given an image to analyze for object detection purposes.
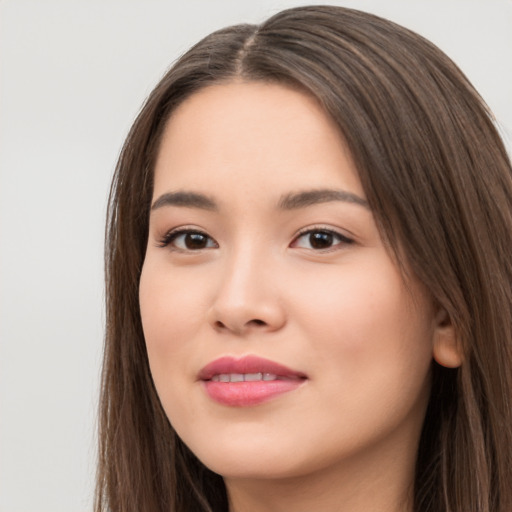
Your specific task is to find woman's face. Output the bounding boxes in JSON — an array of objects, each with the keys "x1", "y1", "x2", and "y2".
[{"x1": 139, "y1": 82, "x2": 443, "y2": 482}]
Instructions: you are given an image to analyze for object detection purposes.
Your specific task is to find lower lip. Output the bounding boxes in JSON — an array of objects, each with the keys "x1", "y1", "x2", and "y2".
[{"x1": 203, "y1": 379, "x2": 304, "y2": 407}]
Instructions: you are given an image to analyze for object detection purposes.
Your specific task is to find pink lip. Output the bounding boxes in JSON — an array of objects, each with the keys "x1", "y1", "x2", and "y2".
[{"x1": 198, "y1": 355, "x2": 307, "y2": 407}]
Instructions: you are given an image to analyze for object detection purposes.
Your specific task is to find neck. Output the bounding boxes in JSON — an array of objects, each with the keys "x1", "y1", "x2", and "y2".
[{"x1": 224, "y1": 435, "x2": 417, "y2": 512}]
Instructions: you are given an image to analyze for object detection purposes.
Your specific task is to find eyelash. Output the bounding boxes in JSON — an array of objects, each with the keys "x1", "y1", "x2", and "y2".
[
  {"x1": 157, "y1": 228, "x2": 218, "y2": 251},
  {"x1": 291, "y1": 226, "x2": 354, "y2": 251},
  {"x1": 157, "y1": 226, "x2": 354, "y2": 252}
]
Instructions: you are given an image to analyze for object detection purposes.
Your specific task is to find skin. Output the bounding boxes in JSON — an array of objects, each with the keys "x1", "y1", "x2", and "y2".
[{"x1": 139, "y1": 81, "x2": 457, "y2": 512}]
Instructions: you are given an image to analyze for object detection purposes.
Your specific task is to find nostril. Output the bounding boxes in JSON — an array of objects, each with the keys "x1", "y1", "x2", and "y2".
[{"x1": 211, "y1": 318, "x2": 269, "y2": 333}]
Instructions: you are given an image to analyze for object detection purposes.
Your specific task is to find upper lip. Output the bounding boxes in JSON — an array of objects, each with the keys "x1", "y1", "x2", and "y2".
[{"x1": 198, "y1": 355, "x2": 307, "y2": 381}]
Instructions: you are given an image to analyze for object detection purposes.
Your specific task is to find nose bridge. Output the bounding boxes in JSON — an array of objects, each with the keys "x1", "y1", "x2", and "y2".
[{"x1": 209, "y1": 240, "x2": 284, "y2": 333}]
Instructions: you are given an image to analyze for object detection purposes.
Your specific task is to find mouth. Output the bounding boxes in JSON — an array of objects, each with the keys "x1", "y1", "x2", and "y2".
[
  {"x1": 210, "y1": 372, "x2": 284, "y2": 382},
  {"x1": 198, "y1": 355, "x2": 307, "y2": 407}
]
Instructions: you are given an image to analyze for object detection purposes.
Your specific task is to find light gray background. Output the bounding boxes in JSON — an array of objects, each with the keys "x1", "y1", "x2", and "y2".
[{"x1": 1, "y1": 1, "x2": 511, "y2": 511}]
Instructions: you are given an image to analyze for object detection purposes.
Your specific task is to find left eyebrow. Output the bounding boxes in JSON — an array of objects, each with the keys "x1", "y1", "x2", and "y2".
[{"x1": 278, "y1": 189, "x2": 369, "y2": 210}]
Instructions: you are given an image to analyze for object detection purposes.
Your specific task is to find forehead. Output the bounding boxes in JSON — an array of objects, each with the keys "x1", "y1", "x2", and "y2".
[{"x1": 153, "y1": 81, "x2": 364, "y2": 201}]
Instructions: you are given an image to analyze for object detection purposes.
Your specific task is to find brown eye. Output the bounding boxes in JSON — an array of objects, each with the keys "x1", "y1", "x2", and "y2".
[
  {"x1": 309, "y1": 232, "x2": 335, "y2": 249},
  {"x1": 292, "y1": 229, "x2": 354, "y2": 251},
  {"x1": 183, "y1": 233, "x2": 210, "y2": 249},
  {"x1": 161, "y1": 230, "x2": 218, "y2": 251}
]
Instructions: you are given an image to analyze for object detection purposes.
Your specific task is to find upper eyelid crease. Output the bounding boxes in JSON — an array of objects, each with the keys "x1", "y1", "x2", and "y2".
[{"x1": 297, "y1": 226, "x2": 353, "y2": 239}]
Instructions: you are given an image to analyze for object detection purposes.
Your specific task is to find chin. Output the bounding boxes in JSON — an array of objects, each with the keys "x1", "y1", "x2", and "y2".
[
  {"x1": 200, "y1": 452, "x2": 308, "y2": 481},
  {"x1": 178, "y1": 427, "x2": 311, "y2": 480}
]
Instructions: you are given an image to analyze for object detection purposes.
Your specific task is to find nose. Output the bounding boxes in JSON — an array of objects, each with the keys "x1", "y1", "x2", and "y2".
[{"x1": 207, "y1": 249, "x2": 286, "y2": 336}]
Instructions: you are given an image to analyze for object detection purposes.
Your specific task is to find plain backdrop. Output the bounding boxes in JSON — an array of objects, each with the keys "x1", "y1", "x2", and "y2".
[{"x1": 0, "y1": 1, "x2": 511, "y2": 511}]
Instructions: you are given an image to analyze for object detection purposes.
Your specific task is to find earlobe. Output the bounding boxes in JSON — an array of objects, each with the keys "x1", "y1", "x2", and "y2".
[{"x1": 432, "y1": 309, "x2": 463, "y2": 368}]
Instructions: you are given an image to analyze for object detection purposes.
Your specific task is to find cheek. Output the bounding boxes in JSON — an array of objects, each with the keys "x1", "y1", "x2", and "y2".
[
  {"x1": 285, "y1": 264, "x2": 435, "y2": 459},
  {"x1": 139, "y1": 263, "x2": 203, "y2": 372},
  {"x1": 291, "y1": 258, "x2": 434, "y2": 390},
  {"x1": 139, "y1": 262, "x2": 206, "y2": 424}
]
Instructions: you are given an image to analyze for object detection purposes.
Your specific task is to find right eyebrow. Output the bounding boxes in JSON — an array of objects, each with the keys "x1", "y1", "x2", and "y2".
[{"x1": 151, "y1": 191, "x2": 218, "y2": 211}]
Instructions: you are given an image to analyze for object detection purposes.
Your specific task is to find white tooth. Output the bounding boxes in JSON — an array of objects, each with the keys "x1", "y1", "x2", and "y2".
[
  {"x1": 263, "y1": 373, "x2": 277, "y2": 381},
  {"x1": 211, "y1": 375, "x2": 220, "y2": 382},
  {"x1": 230, "y1": 373, "x2": 244, "y2": 382},
  {"x1": 244, "y1": 373, "x2": 263, "y2": 381},
  {"x1": 219, "y1": 374, "x2": 230, "y2": 382}
]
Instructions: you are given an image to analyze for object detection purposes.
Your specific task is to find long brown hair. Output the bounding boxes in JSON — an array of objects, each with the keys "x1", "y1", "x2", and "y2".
[{"x1": 96, "y1": 6, "x2": 512, "y2": 511}]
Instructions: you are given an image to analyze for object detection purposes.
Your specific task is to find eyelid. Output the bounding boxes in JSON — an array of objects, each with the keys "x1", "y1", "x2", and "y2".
[
  {"x1": 290, "y1": 225, "x2": 355, "y2": 250},
  {"x1": 155, "y1": 224, "x2": 354, "y2": 252},
  {"x1": 156, "y1": 226, "x2": 218, "y2": 251}
]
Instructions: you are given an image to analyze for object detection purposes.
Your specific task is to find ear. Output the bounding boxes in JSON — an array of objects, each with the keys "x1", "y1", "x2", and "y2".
[{"x1": 432, "y1": 308, "x2": 463, "y2": 368}]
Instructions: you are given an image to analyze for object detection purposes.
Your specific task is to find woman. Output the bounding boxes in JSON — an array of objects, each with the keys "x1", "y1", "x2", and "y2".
[{"x1": 96, "y1": 5, "x2": 512, "y2": 512}]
